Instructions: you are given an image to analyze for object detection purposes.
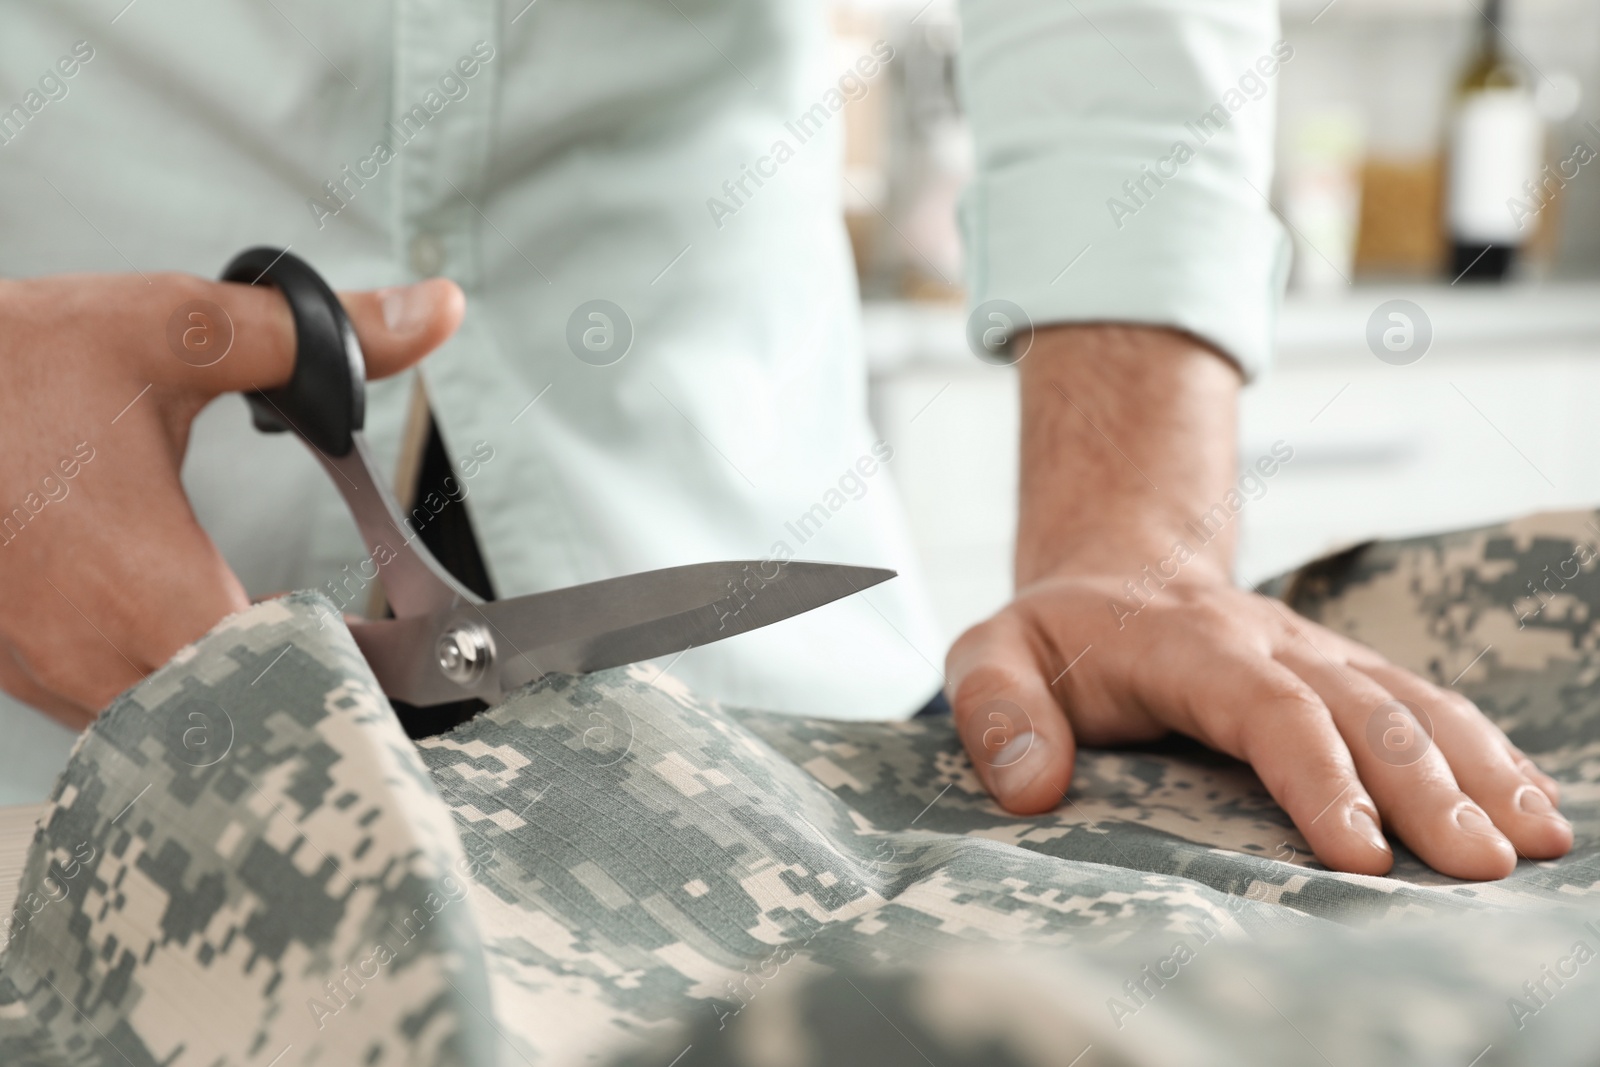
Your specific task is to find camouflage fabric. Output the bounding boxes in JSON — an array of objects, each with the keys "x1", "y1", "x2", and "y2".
[
  {"x1": 0, "y1": 595, "x2": 499, "y2": 1067},
  {"x1": 6, "y1": 510, "x2": 1600, "y2": 1065}
]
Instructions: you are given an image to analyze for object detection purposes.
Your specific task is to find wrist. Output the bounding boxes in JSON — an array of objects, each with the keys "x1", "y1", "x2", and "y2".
[
  {"x1": 1020, "y1": 528, "x2": 1234, "y2": 591},
  {"x1": 1015, "y1": 323, "x2": 1242, "y2": 589}
]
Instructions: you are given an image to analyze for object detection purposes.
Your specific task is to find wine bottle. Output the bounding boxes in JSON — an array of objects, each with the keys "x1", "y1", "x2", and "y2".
[{"x1": 1445, "y1": 0, "x2": 1542, "y2": 281}]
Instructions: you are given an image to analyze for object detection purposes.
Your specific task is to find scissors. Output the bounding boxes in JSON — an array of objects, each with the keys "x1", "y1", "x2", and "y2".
[{"x1": 219, "y1": 247, "x2": 893, "y2": 728}]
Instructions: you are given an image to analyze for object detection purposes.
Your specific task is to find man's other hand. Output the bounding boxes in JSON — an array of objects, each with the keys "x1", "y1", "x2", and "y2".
[{"x1": 946, "y1": 324, "x2": 1572, "y2": 881}]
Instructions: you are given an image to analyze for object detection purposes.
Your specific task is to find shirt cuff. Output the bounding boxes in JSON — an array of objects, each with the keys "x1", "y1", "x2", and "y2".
[{"x1": 957, "y1": 0, "x2": 1293, "y2": 380}]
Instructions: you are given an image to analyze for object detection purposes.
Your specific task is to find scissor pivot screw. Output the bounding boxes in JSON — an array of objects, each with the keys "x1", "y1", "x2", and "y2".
[{"x1": 437, "y1": 623, "x2": 495, "y2": 687}]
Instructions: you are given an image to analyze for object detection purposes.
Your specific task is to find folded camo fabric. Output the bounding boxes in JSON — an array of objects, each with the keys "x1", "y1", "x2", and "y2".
[{"x1": 4, "y1": 510, "x2": 1600, "y2": 1066}]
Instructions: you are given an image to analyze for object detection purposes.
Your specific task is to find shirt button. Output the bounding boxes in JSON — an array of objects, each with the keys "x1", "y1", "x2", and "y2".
[{"x1": 409, "y1": 234, "x2": 445, "y2": 276}]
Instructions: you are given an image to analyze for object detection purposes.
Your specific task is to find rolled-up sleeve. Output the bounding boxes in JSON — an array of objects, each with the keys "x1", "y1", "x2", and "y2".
[{"x1": 957, "y1": 0, "x2": 1292, "y2": 379}]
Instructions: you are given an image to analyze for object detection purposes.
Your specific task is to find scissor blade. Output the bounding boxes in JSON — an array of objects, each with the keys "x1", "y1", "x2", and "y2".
[
  {"x1": 484, "y1": 559, "x2": 894, "y2": 685},
  {"x1": 350, "y1": 560, "x2": 894, "y2": 707}
]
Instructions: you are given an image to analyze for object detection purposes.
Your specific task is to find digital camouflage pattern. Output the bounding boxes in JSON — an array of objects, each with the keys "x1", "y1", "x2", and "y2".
[
  {"x1": 0, "y1": 593, "x2": 498, "y2": 1067},
  {"x1": 5, "y1": 511, "x2": 1600, "y2": 1065}
]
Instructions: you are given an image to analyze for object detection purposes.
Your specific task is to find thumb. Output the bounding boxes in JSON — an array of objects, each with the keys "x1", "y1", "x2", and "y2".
[
  {"x1": 946, "y1": 613, "x2": 1077, "y2": 813},
  {"x1": 166, "y1": 276, "x2": 465, "y2": 395},
  {"x1": 339, "y1": 278, "x2": 466, "y2": 379}
]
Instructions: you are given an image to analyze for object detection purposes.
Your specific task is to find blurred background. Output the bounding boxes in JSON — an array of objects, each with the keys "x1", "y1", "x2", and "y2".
[{"x1": 835, "y1": 0, "x2": 1600, "y2": 645}]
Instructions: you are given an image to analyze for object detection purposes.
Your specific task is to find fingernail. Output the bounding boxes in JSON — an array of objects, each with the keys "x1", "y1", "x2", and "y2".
[
  {"x1": 989, "y1": 732, "x2": 1049, "y2": 802},
  {"x1": 1347, "y1": 807, "x2": 1388, "y2": 852},
  {"x1": 1515, "y1": 784, "x2": 1566, "y2": 821},
  {"x1": 1455, "y1": 804, "x2": 1503, "y2": 839},
  {"x1": 380, "y1": 283, "x2": 434, "y2": 336}
]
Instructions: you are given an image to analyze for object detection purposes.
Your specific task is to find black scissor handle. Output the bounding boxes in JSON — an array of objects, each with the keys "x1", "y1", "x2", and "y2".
[
  {"x1": 218, "y1": 244, "x2": 480, "y2": 623},
  {"x1": 221, "y1": 247, "x2": 366, "y2": 458}
]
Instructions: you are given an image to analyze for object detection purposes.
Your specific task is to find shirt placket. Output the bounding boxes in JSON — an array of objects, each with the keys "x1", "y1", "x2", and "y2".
[{"x1": 391, "y1": 0, "x2": 500, "y2": 290}]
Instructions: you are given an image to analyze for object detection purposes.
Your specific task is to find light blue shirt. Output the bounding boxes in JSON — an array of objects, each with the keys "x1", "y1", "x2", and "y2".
[{"x1": 0, "y1": 0, "x2": 1286, "y2": 801}]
